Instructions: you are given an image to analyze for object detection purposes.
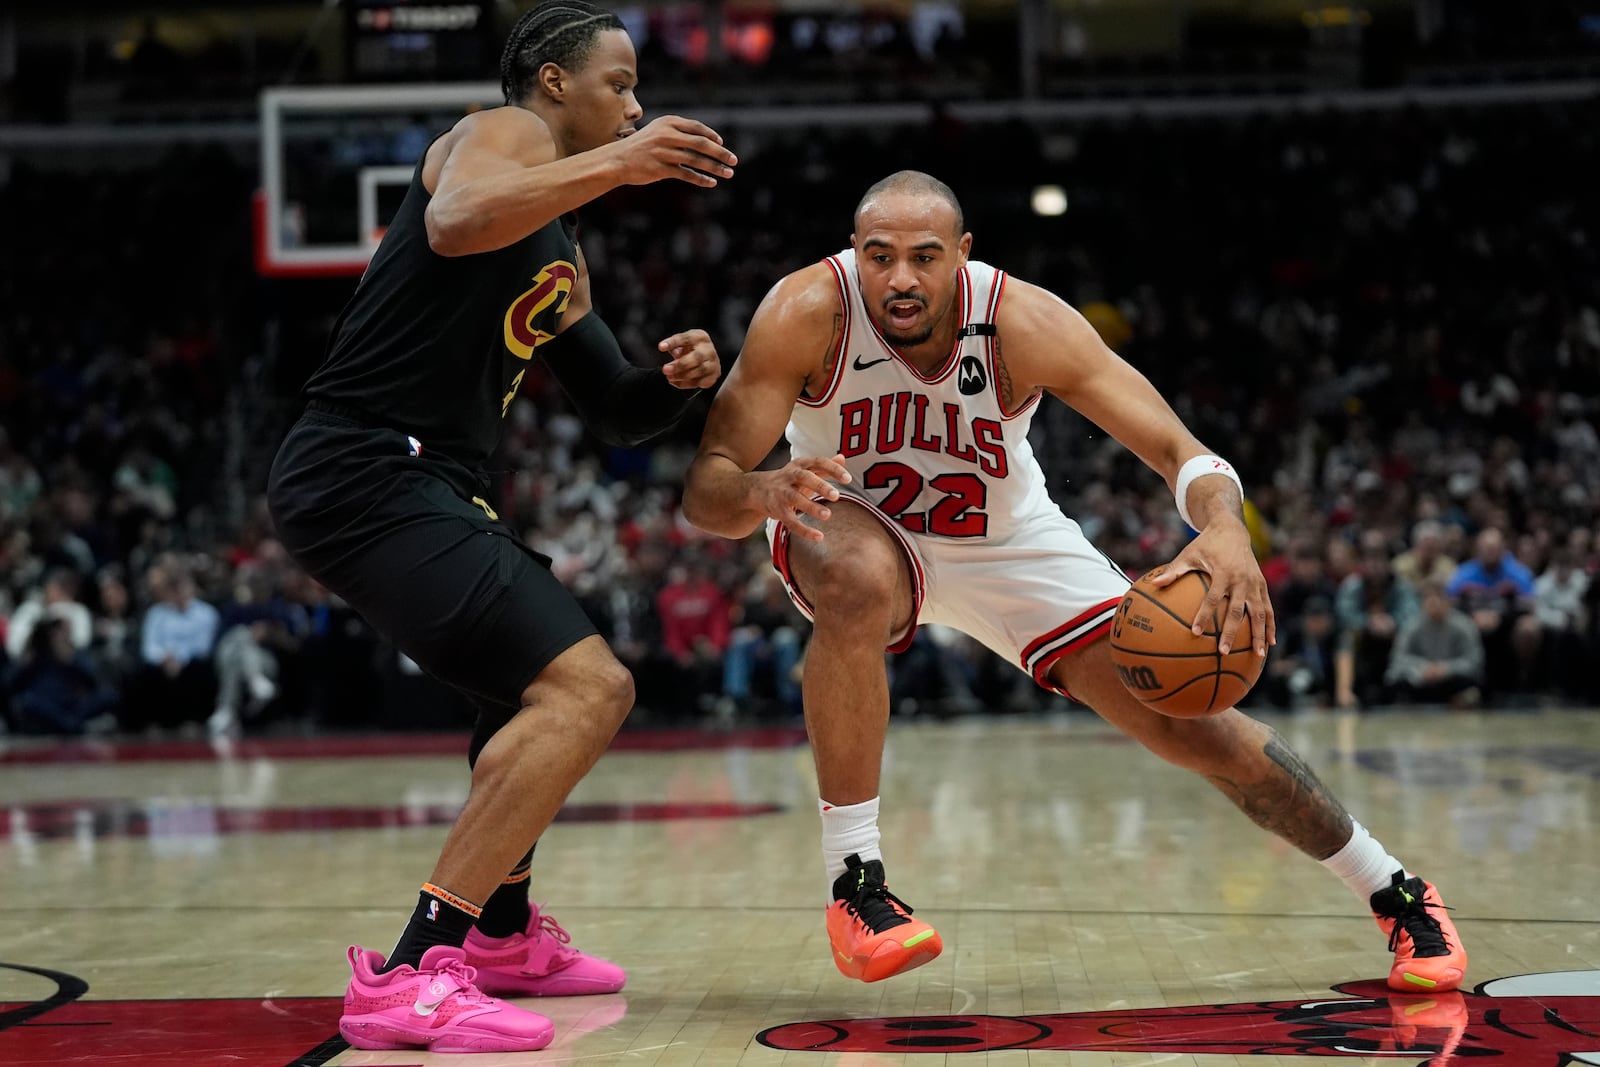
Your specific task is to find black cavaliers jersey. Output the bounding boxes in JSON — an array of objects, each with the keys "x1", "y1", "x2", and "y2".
[{"x1": 304, "y1": 138, "x2": 578, "y2": 468}]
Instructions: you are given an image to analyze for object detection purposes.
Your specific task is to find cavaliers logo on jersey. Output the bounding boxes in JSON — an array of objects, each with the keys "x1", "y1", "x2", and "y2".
[
  {"x1": 503, "y1": 260, "x2": 577, "y2": 361},
  {"x1": 957, "y1": 355, "x2": 987, "y2": 396},
  {"x1": 500, "y1": 259, "x2": 576, "y2": 416}
]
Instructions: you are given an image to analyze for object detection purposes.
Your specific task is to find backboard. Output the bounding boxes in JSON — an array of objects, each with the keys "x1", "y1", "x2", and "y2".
[{"x1": 254, "y1": 83, "x2": 502, "y2": 278}]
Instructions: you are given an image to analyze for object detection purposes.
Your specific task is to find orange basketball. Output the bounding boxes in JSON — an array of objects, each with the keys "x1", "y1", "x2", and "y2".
[{"x1": 1109, "y1": 570, "x2": 1264, "y2": 718}]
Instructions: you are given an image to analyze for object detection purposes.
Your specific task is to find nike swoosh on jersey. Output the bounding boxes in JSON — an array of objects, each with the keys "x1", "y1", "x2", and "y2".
[{"x1": 853, "y1": 354, "x2": 892, "y2": 370}]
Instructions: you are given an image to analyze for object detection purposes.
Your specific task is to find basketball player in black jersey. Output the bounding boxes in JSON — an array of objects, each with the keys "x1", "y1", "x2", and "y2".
[{"x1": 266, "y1": 1, "x2": 737, "y2": 1053}]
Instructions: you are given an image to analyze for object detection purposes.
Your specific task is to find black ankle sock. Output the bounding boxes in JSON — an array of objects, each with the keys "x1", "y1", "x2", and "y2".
[
  {"x1": 476, "y1": 847, "x2": 535, "y2": 938},
  {"x1": 382, "y1": 884, "x2": 481, "y2": 972}
]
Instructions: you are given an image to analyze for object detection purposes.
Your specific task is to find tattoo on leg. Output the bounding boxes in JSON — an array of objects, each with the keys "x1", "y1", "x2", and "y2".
[{"x1": 1205, "y1": 731, "x2": 1353, "y2": 860}]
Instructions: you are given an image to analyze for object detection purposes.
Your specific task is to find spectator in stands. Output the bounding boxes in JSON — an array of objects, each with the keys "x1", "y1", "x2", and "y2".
[
  {"x1": 5, "y1": 618, "x2": 118, "y2": 735},
  {"x1": 5, "y1": 568, "x2": 93, "y2": 662},
  {"x1": 208, "y1": 565, "x2": 309, "y2": 736},
  {"x1": 1386, "y1": 582, "x2": 1485, "y2": 709},
  {"x1": 1262, "y1": 595, "x2": 1340, "y2": 709},
  {"x1": 88, "y1": 566, "x2": 141, "y2": 692},
  {"x1": 890, "y1": 624, "x2": 985, "y2": 718},
  {"x1": 1534, "y1": 546, "x2": 1589, "y2": 701},
  {"x1": 655, "y1": 555, "x2": 732, "y2": 716},
  {"x1": 122, "y1": 559, "x2": 220, "y2": 731},
  {"x1": 720, "y1": 570, "x2": 803, "y2": 718},
  {"x1": 1334, "y1": 531, "x2": 1420, "y2": 708},
  {"x1": 1271, "y1": 538, "x2": 1339, "y2": 645},
  {"x1": 111, "y1": 445, "x2": 179, "y2": 522},
  {"x1": 1392, "y1": 519, "x2": 1457, "y2": 588},
  {"x1": 1447, "y1": 527, "x2": 1540, "y2": 699},
  {"x1": 0, "y1": 438, "x2": 43, "y2": 521},
  {"x1": 9, "y1": 99, "x2": 1600, "y2": 721}
]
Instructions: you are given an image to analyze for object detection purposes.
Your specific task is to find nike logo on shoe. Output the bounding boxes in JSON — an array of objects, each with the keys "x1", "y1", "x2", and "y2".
[
  {"x1": 413, "y1": 980, "x2": 451, "y2": 1017},
  {"x1": 853, "y1": 355, "x2": 891, "y2": 370}
]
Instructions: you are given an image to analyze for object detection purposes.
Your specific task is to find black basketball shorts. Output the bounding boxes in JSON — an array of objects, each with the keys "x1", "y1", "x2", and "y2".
[{"x1": 266, "y1": 407, "x2": 597, "y2": 709}]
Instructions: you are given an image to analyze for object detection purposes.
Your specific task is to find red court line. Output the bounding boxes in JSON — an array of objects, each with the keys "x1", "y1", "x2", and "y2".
[
  {"x1": 0, "y1": 800, "x2": 785, "y2": 841},
  {"x1": 0, "y1": 726, "x2": 809, "y2": 766}
]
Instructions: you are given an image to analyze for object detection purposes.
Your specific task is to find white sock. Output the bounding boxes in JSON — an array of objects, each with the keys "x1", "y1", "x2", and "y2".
[
  {"x1": 1321, "y1": 819, "x2": 1406, "y2": 901},
  {"x1": 820, "y1": 797, "x2": 881, "y2": 890}
]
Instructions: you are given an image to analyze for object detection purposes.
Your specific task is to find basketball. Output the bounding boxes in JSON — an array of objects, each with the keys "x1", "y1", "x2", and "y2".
[{"x1": 1109, "y1": 569, "x2": 1264, "y2": 718}]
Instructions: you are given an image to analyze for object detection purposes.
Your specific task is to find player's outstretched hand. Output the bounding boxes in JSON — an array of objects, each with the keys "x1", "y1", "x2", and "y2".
[
  {"x1": 1147, "y1": 517, "x2": 1276, "y2": 657},
  {"x1": 659, "y1": 329, "x2": 721, "y2": 389},
  {"x1": 615, "y1": 116, "x2": 736, "y2": 188},
  {"x1": 752, "y1": 454, "x2": 852, "y2": 543}
]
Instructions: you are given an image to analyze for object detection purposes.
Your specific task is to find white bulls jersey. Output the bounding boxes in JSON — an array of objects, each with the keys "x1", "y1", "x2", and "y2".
[
  {"x1": 785, "y1": 249, "x2": 1051, "y2": 541},
  {"x1": 772, "y1": 249, "x2": 1131, "y2": 695}
]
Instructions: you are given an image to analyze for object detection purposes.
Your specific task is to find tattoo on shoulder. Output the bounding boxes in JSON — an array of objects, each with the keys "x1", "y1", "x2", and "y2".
[{"x1": 806, "y1": 313, "x2": 844, "y2": 400}]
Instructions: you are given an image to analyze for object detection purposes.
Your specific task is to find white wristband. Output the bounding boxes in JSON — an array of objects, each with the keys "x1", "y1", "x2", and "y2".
[{"x1": 1175, "y1": 454, "x2": 1243, "y2": 530}]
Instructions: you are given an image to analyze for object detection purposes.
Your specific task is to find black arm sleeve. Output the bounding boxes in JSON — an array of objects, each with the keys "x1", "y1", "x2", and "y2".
[{"x1": 537, "y1": 311, "x2": 702, "y2": 448}]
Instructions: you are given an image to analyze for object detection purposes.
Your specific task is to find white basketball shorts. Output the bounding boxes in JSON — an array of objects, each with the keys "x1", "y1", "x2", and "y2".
[{"x1": 768, "y1": 493, "x2": 1131, "y2": 697}]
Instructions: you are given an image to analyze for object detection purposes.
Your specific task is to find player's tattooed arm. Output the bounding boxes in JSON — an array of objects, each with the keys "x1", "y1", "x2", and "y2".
[
  {"x1": 991, "y1": 333, "x2": 1018, "y2": 413},
  {"x1": 805, "y1": 313, "x2": 844, "y2": 400},
  {"x1": 1203, "y1": 730, "x2": 1353, "y2": 861}
]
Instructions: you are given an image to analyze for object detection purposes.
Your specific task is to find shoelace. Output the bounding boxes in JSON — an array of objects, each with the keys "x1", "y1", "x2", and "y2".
[
  {"x1": 427, "y1": 956, "x2": 491, "y2": 1006},
  {"x1": 1387, "y1": 897, "x2": 1452, "y2": 957},
  {"x1": 532, "y1": 905, "x2": 573, "y2": 946},
  {"x1": 844, "y1": 880, "x2": 914, "y2": 932},
  {"x1": 531, "y1": 903, "x2": 579, "y2": 967}
]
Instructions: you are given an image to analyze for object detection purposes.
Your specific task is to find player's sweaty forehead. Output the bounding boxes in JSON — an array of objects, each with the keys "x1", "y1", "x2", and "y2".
[{"x1": 854, "y1": 192, "x2": 961, "y2": 244}]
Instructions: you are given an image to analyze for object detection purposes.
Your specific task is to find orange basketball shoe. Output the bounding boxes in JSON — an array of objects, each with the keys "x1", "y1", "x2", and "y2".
[
  {"x1": 824, "y1": 854, "x2": 942, "y2": 983},
  {"x1": 1369, "y1": 873, "x2": 1468, "y2": 993}
]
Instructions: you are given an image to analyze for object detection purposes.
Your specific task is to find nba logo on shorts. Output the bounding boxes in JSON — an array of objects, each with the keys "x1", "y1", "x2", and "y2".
[
  {"x1": 407, "y1": 435, "x2": 423, "y2": 457},
  {"x1": 427, "y1": 899, "x2": 439, "y2": 922}
]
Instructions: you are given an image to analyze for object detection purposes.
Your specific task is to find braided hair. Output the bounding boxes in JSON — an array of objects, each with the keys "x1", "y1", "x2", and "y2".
[{"x1": 500, "y1": 1, "x2": 626, "y2": 105}]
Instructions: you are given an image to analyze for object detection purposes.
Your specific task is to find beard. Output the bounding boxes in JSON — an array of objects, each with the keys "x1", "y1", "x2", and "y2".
[{"x1": 880, "y1": 318, "x2": 935, "y2": 348}]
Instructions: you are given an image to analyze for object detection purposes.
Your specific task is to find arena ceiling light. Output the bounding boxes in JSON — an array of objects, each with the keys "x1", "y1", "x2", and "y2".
[{"x1": 1031, "y1": 185, "x2": 1068, "y2": 217}]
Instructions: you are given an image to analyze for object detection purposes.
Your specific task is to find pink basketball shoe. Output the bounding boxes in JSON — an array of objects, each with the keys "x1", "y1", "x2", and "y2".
[
  {"x1": 463, "y1": 904, "x2": 627, "y2": 997},
  {"x1": 338, "y1": 945, "x2": 555, "y2": 1053}
]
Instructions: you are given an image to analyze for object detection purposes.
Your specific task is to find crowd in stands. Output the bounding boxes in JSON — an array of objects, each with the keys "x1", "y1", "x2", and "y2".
[
  {"x1": 12, "y1": 5, "x2": 1599, "y2": 128},
  {"x1": 3, "y1": 92, "x2": 1599, "y2": 736}
]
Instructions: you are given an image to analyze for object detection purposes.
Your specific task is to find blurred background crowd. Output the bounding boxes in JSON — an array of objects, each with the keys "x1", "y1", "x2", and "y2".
[{"x1": 3, "y1": 1, "x2": 1600, "y2": 736}]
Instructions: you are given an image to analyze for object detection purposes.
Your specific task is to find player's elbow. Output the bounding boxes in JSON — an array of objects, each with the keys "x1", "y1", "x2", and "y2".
[
  {"x1": 423, "y1": 202, "x2": 471, "y2": 257},
  {"x1": 680, "y1": 482, "x2": 714, "y2": 535},
  {"x1": 681, "y1": 497, "x2": 741, "y2": 541},
  {"x1": 680, "y1": 467, "x2": 717, "y2": 534}
]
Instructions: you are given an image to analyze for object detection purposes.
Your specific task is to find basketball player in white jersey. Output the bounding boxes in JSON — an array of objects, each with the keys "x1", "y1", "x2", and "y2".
[{"x1": 683, "y1": 171, "x2": 1466, "y2": 991}]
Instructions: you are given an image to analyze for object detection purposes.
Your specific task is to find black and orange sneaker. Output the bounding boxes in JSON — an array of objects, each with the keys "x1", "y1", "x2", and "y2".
[
  {"x1": 824, "y1": 854, "x2": 943, "y2": 983},
  {"x1": 1370, "y1": 872, "x2": 1468, "y2": 993}
]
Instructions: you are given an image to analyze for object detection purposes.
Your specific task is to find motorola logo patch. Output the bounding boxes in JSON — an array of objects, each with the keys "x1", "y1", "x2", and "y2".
[{"x1": 958, "y1": 356, "x2": 987, "y2": 396}]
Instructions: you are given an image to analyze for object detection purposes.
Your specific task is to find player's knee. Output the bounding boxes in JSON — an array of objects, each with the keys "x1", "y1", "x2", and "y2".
[
  {"x1": 807, "y1": 549, "x2": 900, "y2": 625},
  {"x1": 562, "y1": 661, "x2": 633, "y2": 735},
  {"x1": 516, "y1": 654, "x2": 634, "y2": 743}
]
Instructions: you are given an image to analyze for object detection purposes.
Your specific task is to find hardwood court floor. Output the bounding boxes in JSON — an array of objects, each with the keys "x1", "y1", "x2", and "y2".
[{"x1": 2, "y1": 709, "x2": 1597, "y2": 1066}]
